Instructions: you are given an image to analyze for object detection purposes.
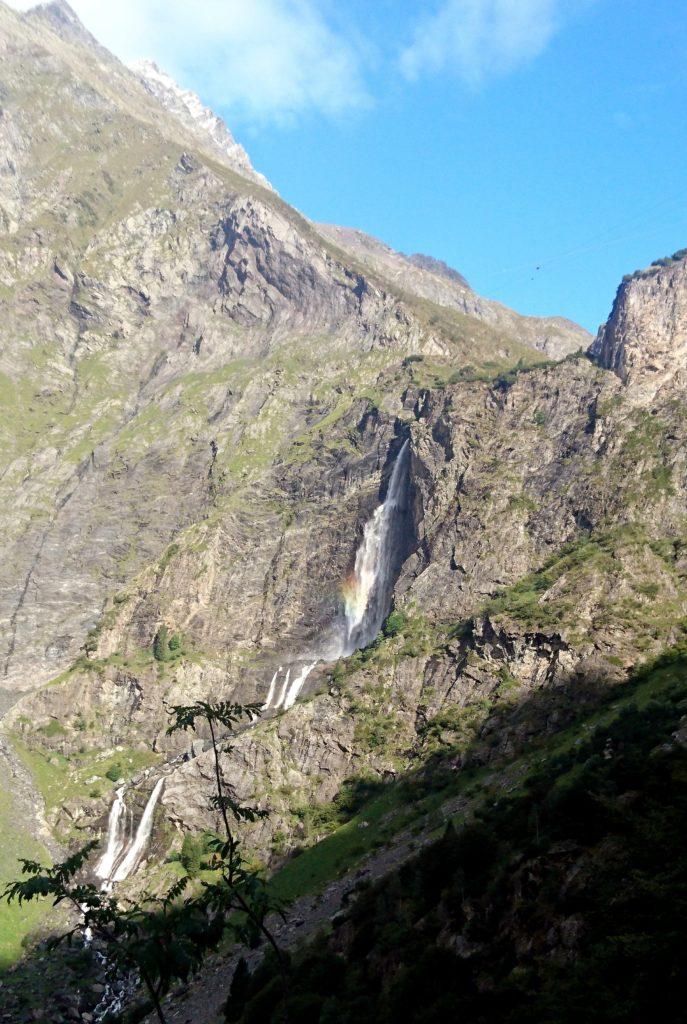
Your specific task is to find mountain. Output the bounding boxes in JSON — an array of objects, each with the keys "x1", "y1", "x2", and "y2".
[
  {"x1": 131, "y1": 59, "x2": 272, "y2": 190},
  {"x1": 0, "y1": 0, "x2": 589, "y2": 699},
  {"x1": 0, "y1": 3, "x2": 685, "y2": 1022}
]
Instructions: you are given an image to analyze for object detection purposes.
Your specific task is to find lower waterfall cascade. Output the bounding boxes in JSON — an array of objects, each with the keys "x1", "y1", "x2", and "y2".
[
  {"x1": 95, "y1": 779, "x2": 165, "y2": 890},
  {"x1": 94, "y1": 786, "x2": 129, "y2": 885}
]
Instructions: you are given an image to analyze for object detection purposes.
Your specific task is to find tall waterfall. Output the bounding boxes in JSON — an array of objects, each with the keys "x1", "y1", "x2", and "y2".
[
  {"x1": 342, "y1": 438, "x2": 410, "y2": 654},
  {"x1": 96, "y1": 779, "x2": 164, "y2": 889},
  {"x1": 262, "y1": 439, "x2": 411, "y2": 712},
  {"x1": 111, "y1": 779, "x2": 164, "y2": 883}
]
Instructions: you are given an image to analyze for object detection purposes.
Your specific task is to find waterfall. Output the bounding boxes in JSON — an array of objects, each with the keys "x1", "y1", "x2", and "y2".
[
  {"x1": 263, "y1": 665, "x2": 315, "y2": 711},
  {"x1": 258, "y1": 438, "x2": 409, "y2": 712},
  {"x1": 263, "y1": 667, "x2": 281, "y2": 710},
  {"x1": 277, "y1": 668, "x2": 291, "y2": 707},
  {"x1": 96, "y1": 779, "x2": 164, "y2": 889},
  {"x1": 111, "y1": 779, "x2": 165, "y2": 884},
  {"x1": 342, "y1": 439, "x2": 410, "y2": 654},
  {"x1": 283, "y1": 663, "x2": 317, "y2": 709},
  {"x1": 94, "y1": 787, "x2": 128, "y2": 883},
  {"x1": 89, "y1": 781, "x2": 164, "y2": 1021},
  {"x1": 261, "y1": 439, "x2": 410, "y2": 712}
]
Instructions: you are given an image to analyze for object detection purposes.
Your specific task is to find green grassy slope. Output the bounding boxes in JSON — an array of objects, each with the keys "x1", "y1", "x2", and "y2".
[{"x1": 0, "y1": 788, "x2": 51, "y2": 968}]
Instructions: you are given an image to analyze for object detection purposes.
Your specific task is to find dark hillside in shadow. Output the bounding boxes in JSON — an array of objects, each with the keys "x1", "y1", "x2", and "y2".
[{"x1": 223, "y1": 646, "x2": 687, "y2": 1024}]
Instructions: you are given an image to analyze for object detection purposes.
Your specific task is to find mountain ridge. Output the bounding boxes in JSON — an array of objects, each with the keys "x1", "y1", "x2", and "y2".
[{"x1": 0, "y1": 4, "x2": 685, "y2": 1022}]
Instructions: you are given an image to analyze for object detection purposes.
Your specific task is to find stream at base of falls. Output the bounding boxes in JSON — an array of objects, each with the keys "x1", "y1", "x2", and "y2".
[{"x1": 87, "y1": 779, "x2": 166, "y2": 1021}]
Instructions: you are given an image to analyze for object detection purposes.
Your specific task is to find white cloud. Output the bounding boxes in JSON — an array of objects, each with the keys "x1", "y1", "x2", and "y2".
[
  {"x1": 399, "y1": 0, "x2": 564, "y2": 85},
  {"x1": 9, "y1": 0, "x2": 370, "y2": 124}
]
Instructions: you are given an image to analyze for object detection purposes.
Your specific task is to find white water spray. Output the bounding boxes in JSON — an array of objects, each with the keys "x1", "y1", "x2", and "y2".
[
  {"x1": 95, "y1": 779, "x2": 164, "y2": 889},
  {"x1": 263, "y1": 664, "x2": 317, "y2": 711},
  {"x1": 110, "y1": 778, "x2": 165, "y2": 883},
  {"x1": 94, "y1": 787, "x2": 129, "y2": 884},
  {"x1": 263, "y1": 667, "x2": 281, "y2": 710},
  {"x1": 342, "y1": 439, "x2": 410, "y2": 653},
  {"x1": 283, "y1": 663, "x2": 317, "y2": 709},
  {"x1": 275, "y1": 668, "x2": 291, "y2": 708},
  {"x1": 89, "y1": 780, "x2": 165, "y2": 1020}
]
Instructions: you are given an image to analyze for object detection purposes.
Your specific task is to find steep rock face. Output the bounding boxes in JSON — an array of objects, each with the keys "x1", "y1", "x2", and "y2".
[
  {"x1": 14, "y1": 277, "x2": 687, "y2": 862},
  {"x1": 157, "y1": 280, "x2": 686, "y2": 856},
  {"x1": 0, "y1": 0, "x2": 584, "y2": 695},
  {"x1": 153, "y1": 333, "x2": 686, "y2": 857},
  {"x1": 131, "y1": 60, "x2": 272, "y2": 191},
  {"x1": 591, "y1": 255, "x2": 687, "y2": 400}
]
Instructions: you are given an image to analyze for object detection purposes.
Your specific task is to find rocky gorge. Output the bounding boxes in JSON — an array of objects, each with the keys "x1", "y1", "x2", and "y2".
[{"x1": 0, "y1": 2, "x2": 686, "y2": 1022}]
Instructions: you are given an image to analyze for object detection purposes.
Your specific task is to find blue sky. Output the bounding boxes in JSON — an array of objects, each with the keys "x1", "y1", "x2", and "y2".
[{"x1": 13, "y1": 0, "x2": 687, "y2": 332}]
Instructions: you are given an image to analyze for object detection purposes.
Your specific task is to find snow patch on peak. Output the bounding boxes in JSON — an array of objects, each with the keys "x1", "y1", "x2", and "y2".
[{"x1": 131, "y1": 60, "x2": 272, "y2": 191}]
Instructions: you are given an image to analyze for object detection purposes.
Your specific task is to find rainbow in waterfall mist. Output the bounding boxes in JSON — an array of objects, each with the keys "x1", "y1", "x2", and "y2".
[{"x1": 341, "y1": 569, "x2": 365, "y2": 627}]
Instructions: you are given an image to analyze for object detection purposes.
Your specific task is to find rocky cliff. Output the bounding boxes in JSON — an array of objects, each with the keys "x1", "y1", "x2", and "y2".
[
  {"x1": 0, "y1": 1, "x2": 685, "y2": 995},
  {"x1": 591, "y1": 253, "x2": 687, "y2": 399},
  {"x1": 8, "y1": 243, "x2": 686, "y2": 864},
  {"x1": 0, "y1": 0, "x2": 590, "y2": 704}
]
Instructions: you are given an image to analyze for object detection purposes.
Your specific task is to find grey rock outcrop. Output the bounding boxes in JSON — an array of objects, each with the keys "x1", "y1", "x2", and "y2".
[
  {"x1": 591, "y1": 254, "x2": 687, "y2": 401},
  {"x1": 317, "y1": 222, "x2": 591, "y2": 358}
]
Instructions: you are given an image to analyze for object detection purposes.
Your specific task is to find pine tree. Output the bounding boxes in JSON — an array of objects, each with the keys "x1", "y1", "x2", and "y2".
[{"x1": 153, "y1": 625, "x2": 170, "y2": 661}]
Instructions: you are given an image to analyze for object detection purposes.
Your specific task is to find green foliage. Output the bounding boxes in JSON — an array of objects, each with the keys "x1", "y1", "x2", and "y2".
[
  {"x1": 418, "y1": 703, "x2": 491, "y2": 754},
  {"x1": 353, "y1": 704, "x2": 396, "y2": 754},
  {"x1": 486, "y1": 523, "x2": 686, "y2": 635},
  {"x1": 2, "y1": 847, "x2": 218, "y2": 1024},
  {"x1": 153, "y1": 626, "x2": 185, "y2": 662},
  {"x1": 0, "y1": 784, "x2": 50, "y2": 968},
  {"x1": 623, "y1": 250, "x2": 687, "y2": 281},
  {"x1": 382, "y1": 609, "x2": 408, "y2": 637},
  {"x1": 153, "y1": 626, "x2": 170, "y2": 662},
  {"x1": 9, "y1": 740, "x2": 160, "y2": 821},
  {"x1": 105, "y1": 764, "x2": 122, "y2": 783},
  {"x1": 158, "y1": 543, "x2": 180, "y2": 571},
  {"x1": 82, "y1": 625, "x2": 100, "y2": 656},
  {"x1": 38, "y1": 720, "x2": 66, "y2": 738},
  {"x1": 179, "y1": 832, "x2": 214, "y2": 879}
]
